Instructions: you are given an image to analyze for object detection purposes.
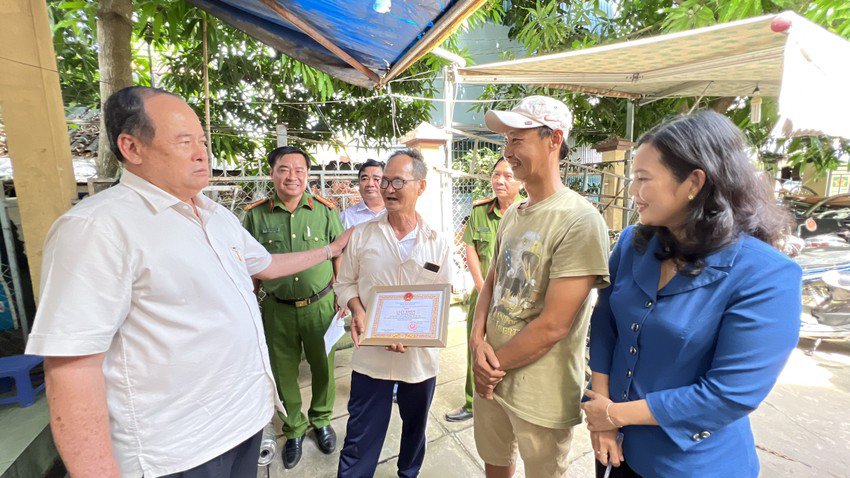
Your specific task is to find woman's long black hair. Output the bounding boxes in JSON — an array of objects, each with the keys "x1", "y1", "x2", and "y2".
[{"x1": 633, "y1": 110, "x2": 792, "y2": 275}]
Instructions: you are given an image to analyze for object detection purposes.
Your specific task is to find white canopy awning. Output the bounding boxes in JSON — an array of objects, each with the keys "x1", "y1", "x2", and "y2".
[{"x1": 456, "y1": 12, "x2": 850, "y2": 139}]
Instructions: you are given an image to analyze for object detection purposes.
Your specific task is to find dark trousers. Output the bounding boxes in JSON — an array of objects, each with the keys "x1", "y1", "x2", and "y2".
[
  {"x1": 337, "y1": 371, "x2": 437, "y2": 478},
  {"x1": 595, "y1": 458, "x2": 643, "y2": 478},
  {"x1": 160, "y1": 429, "x2": 263, "y2": 478}
]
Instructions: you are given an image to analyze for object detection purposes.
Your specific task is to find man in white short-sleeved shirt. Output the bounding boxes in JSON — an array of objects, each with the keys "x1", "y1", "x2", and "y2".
[
  {"x1": 339, "y1": 158, "x2": 385, "y2": 229},
  {"x1": 25, "y1": 86, "x2": 351, "y2": 478}
]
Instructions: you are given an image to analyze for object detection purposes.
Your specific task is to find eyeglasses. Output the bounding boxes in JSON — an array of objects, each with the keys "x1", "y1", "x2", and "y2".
[{"x1": 379, "y1": 178, "x2": 416, "y2": 190}]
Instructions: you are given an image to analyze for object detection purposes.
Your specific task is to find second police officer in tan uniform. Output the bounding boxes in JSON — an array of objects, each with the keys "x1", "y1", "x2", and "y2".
[
  {"x1": 243, "y1": 146, "x2": 344, "y2": 470},
  {"x1": 445, "y1": 157, "x2": 522, "y2": 422}
]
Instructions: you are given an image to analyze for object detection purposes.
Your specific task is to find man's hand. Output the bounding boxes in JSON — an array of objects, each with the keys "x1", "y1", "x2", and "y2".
[
  {"x1": 350, "y1": 306, "x2": 365, "y2": 348},
  {"x1": 330, "y1": 227, "x2": 354, "y2": 257},
  {"x1": 332, "y1": 297, "x2": 348, "y2": 317},
  {"x1": 470, "y1": 339, "x2": 505, "y2": 400},
  {"x1": 384, "y1": 344, "x2": 406, "y2": 353},
  {"x1": 347, "y1": 297, "x2": 369, "y2": 348},
  {"x1": 256, "y1": 228, "x2": 355, "y2": 281}
]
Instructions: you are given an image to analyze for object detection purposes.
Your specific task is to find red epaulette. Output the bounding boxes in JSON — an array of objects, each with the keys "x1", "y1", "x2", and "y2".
[
  {"x1": 312, "y1": 194, "x2": 336, "y2": 209},
  {"x1": 472, "y1": 197, "x2": 496, "y2": 208},
  {"x1": 243, "y1": 198, "x2": 269, "y2": 211}
]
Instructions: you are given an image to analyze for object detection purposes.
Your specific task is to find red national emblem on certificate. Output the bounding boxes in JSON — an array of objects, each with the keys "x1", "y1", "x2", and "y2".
[
  {"x1": 408, "y1": 321, "x2": 417, "y2": 331},
  {"x1": 403, "y1": 292, "x2": 414, "y2": 301}
]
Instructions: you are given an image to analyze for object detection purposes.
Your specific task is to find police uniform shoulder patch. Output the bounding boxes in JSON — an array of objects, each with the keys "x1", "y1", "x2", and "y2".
[
  {"x1": 243, "y1": 198, "x2": 269, "y2": 211},
  {"x1": 313, "y1": 194, "x2": 336, "y2": 209},
  {"x1": 472, "y1": 197, "x2": 496, "y2": 208}
]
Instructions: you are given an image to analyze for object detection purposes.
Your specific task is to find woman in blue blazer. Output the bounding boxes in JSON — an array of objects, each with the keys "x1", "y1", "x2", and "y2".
[{"x1": 583, "y1": 111, "x2": 802, "y2": 477}]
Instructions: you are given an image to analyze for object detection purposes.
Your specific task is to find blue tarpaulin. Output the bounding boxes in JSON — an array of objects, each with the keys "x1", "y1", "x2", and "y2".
[{"x1": 186, "y1": 0, "x2": 483, "y2": 88}]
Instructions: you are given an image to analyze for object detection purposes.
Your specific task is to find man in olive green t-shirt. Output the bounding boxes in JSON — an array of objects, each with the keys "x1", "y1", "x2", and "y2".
[
  {"x1": 445, "y1": 158, "x2": 522, "y2": 423},
  {"x1": 470, "y1": 96, "x2": 610, "y2": 478}
]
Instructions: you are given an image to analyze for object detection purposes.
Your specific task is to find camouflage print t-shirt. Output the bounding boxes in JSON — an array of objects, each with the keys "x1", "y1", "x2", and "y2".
[{"x1": 487, "y1": 187, "x2": 610, "y2": 429}]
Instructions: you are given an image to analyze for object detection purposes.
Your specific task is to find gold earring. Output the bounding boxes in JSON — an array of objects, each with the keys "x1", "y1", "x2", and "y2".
[{"x1": 688, "y1": 194, "x2": 695, "y2": 201}]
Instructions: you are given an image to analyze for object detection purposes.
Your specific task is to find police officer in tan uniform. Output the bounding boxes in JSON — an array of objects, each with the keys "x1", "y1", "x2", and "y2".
[
  {"x1": 243, "y1": 146, "x2": 344, "y2": 469},
  {"x1": 445, "y1": 158, "x2": 522, "y2": 422}
]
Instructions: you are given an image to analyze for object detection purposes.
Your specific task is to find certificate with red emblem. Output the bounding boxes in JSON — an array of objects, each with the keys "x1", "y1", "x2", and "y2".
[{"x1": 361, "y1": 284, "x2": 451, "y2": 347}]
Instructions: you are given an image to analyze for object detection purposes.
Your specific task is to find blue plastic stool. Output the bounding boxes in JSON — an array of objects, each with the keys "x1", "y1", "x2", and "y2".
[{"x1": 0, "y1": 355, "x2": 45, "y2": 408}]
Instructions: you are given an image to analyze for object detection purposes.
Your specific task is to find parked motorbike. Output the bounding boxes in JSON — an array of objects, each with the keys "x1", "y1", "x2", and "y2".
[
  {"x1": 785, "y1": 193, "x2": 850, "y2": 354},
  {"x1": 798, "y1": 247, "x2": 850, "y2": 354}
]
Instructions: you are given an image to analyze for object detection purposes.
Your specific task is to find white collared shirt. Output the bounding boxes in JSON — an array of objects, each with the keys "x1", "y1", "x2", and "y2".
[
  {"x1": 26, "y1": 170, "x2": 279, "y2": 478},
  {"x1": 396, "y1": 224, "x2": 419, "y2": 260},
  {"x1": 334, "y1": 215, "x2": 451, "y2": 383},
  {"x1": 339, "y1": 200, "x2": 385, "y2": 229}
]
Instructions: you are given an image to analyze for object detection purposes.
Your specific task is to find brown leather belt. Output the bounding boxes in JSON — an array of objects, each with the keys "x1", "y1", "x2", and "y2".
[{"x1": 273, "y1": 282, "x2": 333, "y2": 308}]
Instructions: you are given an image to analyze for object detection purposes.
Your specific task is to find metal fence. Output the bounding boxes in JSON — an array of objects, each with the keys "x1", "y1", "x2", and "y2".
[
  {"x1": 451, "y1": 175, "x2": 491, "y2": 294},
  {"x1": 451, "y1": 134, "x2": 502, "y2": 176},
  {"x1": 562, "y1": 159, "x2": 638, "y2": 231},
  {"x1": 0, "y1": 188, "x2": 34, "y2": 357},
  {"x1": 449, "y1": 133, "x2": 501, "y2": 295},
  {"x1": 203, "y1": 170, "x2": 362, "y2": 219}
]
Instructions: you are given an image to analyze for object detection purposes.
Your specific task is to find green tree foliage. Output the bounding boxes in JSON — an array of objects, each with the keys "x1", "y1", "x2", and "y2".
[
  {"x1": 453, "y1": 147, "x2": 502, "y2": 200},
  {"x1": 473, "y1": 0, "x2": 850, "y2": 177},
  {"x1": 48, "y1": 0, "x2": 479, "y2": 170},
  {"x1": 49, "y1": 2, "x2": 101, "y2": 108}
]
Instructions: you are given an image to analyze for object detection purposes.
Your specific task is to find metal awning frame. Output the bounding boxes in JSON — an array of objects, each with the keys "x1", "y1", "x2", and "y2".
[{"x1": 449, "y1": 12, "x2": 850, "y2": 225}]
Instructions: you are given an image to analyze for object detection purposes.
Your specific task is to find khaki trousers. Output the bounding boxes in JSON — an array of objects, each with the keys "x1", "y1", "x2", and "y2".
[{"x1": 473, "y1": 395, "x2": 575, "y2": 478}]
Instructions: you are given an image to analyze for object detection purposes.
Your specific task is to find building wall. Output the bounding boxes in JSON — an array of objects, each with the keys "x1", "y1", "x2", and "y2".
[{"x1": 431, "y1": 22, "x2": 526, "y2": 130}]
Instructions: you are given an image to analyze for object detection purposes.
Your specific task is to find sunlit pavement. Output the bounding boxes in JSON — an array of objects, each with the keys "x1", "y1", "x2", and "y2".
[{"x1": 259, "y1": 307, "x2": 849, "y2": 477}]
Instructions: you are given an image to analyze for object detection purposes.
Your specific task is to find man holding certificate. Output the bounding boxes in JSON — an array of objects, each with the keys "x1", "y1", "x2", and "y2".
[{"x1": 334, "y1": 149, "x2": 452, "y2": 478}]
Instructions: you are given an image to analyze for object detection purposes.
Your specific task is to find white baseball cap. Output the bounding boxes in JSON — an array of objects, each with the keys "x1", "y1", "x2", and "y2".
[{"x1": 485, "y1": 95, "x2": 573, "y2": 136}]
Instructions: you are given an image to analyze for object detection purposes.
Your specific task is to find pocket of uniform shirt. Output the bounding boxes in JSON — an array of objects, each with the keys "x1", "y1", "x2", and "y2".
[
  {"x1": 476, "y1": 232, "x2": 493, "y2": 249},
  {"x1": 258, "y1": 233, "x2": 284, "y2": 251},
  {"x1": 304, "y1": 230, "x2": 328, "y2": 246},
  {"x1": 476, "y1": 230, "x2": 493, "y2": 243}
]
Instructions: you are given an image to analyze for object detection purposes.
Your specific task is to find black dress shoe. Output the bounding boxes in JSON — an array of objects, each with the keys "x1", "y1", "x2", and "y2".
[
  {"x1": 283, "y1": 435, "x2": 303, "y2": 469},
  {"x1": 314, "y1": 425, "x2": 337, "y2": 454},
  {"x1": 445, "y1": 407, "x2": 473, "y2": 422}
]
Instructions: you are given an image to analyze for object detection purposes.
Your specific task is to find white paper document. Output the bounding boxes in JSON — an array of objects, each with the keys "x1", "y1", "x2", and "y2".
[
  {"x1": 323, "y1": 309, "x2": 347, "y2": 356},
  {"x1": 368, "y1": 292, "x2": 442, "y2": 337}
]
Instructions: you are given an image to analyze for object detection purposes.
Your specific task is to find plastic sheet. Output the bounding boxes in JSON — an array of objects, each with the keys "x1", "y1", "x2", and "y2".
[{"x1": 187, "y1": 0, "x2": 456, "y2": 87}]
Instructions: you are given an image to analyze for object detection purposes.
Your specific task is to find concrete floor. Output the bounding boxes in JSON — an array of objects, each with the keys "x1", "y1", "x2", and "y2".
[
  {"x1": 258, "y1": 307, "x2": 850, "y2": 478},
  {"x1": 750, "y1": 339, "x2": 850, "y2": 478},
  {"x1": 0, "y1": 394, "x2": 54, "y2": 477}
]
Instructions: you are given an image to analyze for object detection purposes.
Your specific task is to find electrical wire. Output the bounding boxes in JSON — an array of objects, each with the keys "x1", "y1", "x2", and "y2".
[
  {"x1": 387, "y1": 84, "x2": 400, "y2": 139},
  {"x1": 3, "y1": 55, "x2": 513, "y2": 107}
]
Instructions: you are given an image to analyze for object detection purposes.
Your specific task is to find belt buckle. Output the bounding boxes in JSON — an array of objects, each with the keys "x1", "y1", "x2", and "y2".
[{"x1": 295, "y1": 298, "x2": 310, "y2": 308}]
